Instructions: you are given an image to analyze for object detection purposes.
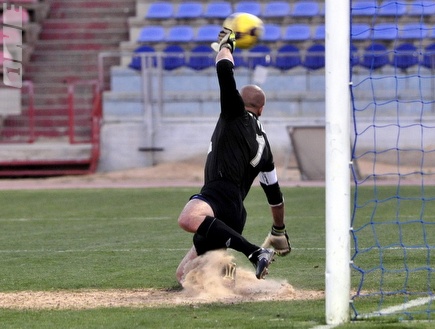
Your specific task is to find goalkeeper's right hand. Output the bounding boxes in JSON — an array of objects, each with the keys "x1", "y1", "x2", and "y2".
[
  {"x1": 211, "y1": 28, "x2": 236, "y2": 53},
  {"x1": 261, "y1": 225, "x2": 291, "y2": 256}
]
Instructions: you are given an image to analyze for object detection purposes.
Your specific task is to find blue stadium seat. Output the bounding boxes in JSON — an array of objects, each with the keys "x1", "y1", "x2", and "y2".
[
  {"x1": 351, "y1": 23, "x2": 371, "y2": 41},
  {"x1": 392, "y1": 43, "x2": 418, "y2": 70},
  {"x1": 351, "y1": 44, "x2": 360, "y2": 67},
  {"x1": 234, "y1": 1, "x2": 262, "y2": 16},
  {"x1": 188, "y1": 45, "x2": 214, "y2": 70},
  {"x1": 408, "y1": 1, "x2": 435, "y2": 17},
  {"x1": 129, "y1": 45, "x2": 157, "y2": 70},
  {"x1": 361, "y1": 43, "x2": 390, "y2": 69},
  {"x1": 195, "y1": 24, "x2": 221, "y2": 42},
  {"x1": 261, "y1": 24, "x2": 282, "y2": 42},
  {"x1": 165, "y1": 25, "x2": 194, "y2": 43},
  {"x1": 247, "y1": 45, "x2": 271, "y2": 68},
  {"x1": 313, "y1": 25, "x2": 325, "y2": 41},
  {"x1": 398, "y1": 23, "x2": 428, "y2": 40},
  {"x1": 163, "y1": 45, "x2": 185, "y2": 71},
  {"x1": 378, "y1": 0, "x2": 407, "y2": 17},
  {"x1": 283, "y1": 24, "x2": 311, "y2": 41},
  {"x1": 137, "y1": 26, "x2": 165, "y2": 43},
  {"x1": 303, "y1": 44, "x2": 325, "y2": 70},
  {"x1": 145, "y1": 2, "x2": 174, "y2": 19},
  {"x1": 373, "y1": 23, "x2": 398, "y2": 41},
  {"x1": 351, "y1": 0, "x2": 377, "y2": 16},
  {"x1": 263, "y1": 1, "x2": 291, "y2": 18},
  {"x1": 204, "y1": 1, "x2": 232, "y2": 19},
  {"x1": 233, "y1": 48, "x2": 248, "y2": 67},
  {"x1": 175, "y1": 2, "x2": 203, "y2": 19},
  {"x1": 274, "y1": 44, "x2": 301, "y2": 70},
  {"x1": 292, "y1": 1, "x2": 320, "y2": 17},
  {"x1": 422, "y1": 43, "x2": 435, "y2": 69}
]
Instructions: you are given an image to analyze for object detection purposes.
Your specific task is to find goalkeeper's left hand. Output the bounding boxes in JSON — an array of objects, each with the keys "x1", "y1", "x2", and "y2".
[
  {"x1": 211, "y1": 28, "x2": 236, "y2": 53},
  {"x1": 261, "y1": 225, "x2": 291, "y2": 256}
]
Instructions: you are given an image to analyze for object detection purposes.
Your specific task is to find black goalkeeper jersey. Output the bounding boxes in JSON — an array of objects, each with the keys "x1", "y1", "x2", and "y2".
[{"x1": 203, "y1": 58, "x2": 276, "y2": 201}]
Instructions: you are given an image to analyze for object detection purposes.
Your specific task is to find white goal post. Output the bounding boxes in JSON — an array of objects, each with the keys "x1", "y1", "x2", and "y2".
[{"x1": 325, "y1": 0, "x2": 351, "y2": 325}]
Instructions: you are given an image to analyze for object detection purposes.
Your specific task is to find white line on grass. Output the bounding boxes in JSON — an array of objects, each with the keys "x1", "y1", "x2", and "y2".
[
  {"x1": 310, "y1": 325, "x2": 339, "y2": 329},
  {"x1": 361, "y1": 296, "x2": 435, "y2": 318}
]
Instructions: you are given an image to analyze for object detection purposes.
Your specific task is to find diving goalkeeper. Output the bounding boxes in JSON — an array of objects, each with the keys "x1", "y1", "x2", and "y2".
[{"x1": 176, "y1": 29, "x2": 291, "y2": 284}]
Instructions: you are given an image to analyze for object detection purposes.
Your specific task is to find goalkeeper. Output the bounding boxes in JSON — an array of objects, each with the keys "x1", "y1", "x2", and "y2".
[{"x1": 176, "y1": 29, "x2": 291, "y2": 284}]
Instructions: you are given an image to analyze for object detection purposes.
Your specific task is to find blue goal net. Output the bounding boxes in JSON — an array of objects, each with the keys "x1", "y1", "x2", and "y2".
[{"x1": 350, "y1": 0, "x2": 435, "y2": 320}]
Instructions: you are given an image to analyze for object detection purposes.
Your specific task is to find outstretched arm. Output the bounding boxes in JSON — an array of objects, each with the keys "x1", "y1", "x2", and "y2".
[
  {"x1": 216, "y1": 46, "x2": 233, "y2": 63},
  {"x1": 259, "y1": 169, "x2": 291, "y2": 256}
]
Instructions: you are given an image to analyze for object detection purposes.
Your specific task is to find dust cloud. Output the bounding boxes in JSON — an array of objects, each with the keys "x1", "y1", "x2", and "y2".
[{"x1": 180, "y1": 250, "x2": 296, "y2": 303}]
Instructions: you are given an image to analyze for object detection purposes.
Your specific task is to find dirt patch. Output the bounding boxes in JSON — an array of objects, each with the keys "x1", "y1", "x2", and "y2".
[{"x1": 0, "y1": 251, "x2": 323, "y2": 310}]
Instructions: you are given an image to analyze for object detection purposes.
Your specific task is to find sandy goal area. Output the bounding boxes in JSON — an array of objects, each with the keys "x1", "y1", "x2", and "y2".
[{"x1": 0, "y1": 251, "x2": 323, "y2": 310}]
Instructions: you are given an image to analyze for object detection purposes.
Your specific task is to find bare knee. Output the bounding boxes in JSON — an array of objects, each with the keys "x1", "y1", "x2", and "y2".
[
  {"x1": 178, "y1": 211, "x2": 196, "y2": 232},
  {"x1": 178, "y1": 199, "x2": 213, "y2": 233}
]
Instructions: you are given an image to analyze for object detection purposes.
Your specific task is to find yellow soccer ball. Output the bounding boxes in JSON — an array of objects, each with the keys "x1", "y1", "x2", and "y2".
[{"x1": 223, "y1": 12, "x2": 264, "y2": 50}]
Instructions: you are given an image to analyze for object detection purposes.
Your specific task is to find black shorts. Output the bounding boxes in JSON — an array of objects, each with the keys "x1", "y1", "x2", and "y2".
[{"x1": 190, "y1": 180, "x2": 247, "y2": 234}]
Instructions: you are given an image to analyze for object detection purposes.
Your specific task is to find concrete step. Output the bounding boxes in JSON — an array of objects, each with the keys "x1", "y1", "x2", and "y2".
[
  {"x1": 42, "y1": 18, "x2": 128, "y2": 30},
  {"x1": 48, "y1": 8, "x2": 134, "y2": 19},
  {"x1": 39, "y1": 28, "x2": 128, "y2": 41},
  {"x1": 0, "y1": 142, "x2": 93, "y2": 161},
  {"x1": 33, "y1": 39, "x2": 121, "y2": 51},
  {"x1": 49, "y1": 0, "x2": 136, "y2": 12},
  {"x1": 25, "y1": 61, "x2": 99, "y2": 74}
]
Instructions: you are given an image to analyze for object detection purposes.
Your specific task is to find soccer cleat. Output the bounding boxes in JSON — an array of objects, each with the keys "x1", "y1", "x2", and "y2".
[
  {"x1": 221, "y1": 261, "x2": 237, "y2": 288},
  {"x1": 248, "y1": 248, "x2": 275, "y2": 279}
]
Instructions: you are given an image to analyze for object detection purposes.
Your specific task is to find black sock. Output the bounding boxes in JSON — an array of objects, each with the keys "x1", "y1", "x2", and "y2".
[{"x1": 196, "y1": 216, "x2": 259, "y2": 258}]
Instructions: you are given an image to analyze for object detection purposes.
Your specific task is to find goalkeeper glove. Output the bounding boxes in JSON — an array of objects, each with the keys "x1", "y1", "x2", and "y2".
[
  {"x1": 261, "y1": 225, "x2": 291, "y2": 256},
  {"x1": 211, "y1": 28, "x2": 236, "y2": 53}
]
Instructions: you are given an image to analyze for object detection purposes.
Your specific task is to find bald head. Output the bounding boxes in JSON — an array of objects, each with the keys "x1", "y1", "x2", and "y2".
[{"x1": 240, "y1": 85, "x2": 266, "y2": 116}]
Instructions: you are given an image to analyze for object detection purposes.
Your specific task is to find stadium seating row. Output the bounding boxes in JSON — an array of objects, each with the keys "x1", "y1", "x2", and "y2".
[
  {"x1": 128, "y1": 42, "x2": 435, "y2": 71},
  {"x1": 141, "y1": 1, "x2": 435, "y2": 21},
  {"x1": 135, "y1": 23, "x2": 435, "y2": 44}
]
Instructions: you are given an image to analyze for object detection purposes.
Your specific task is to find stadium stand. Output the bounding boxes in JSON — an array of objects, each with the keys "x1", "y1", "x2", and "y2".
[
  {"x1": 283, "y1": 24, "x2": 312, "y2": 42},
  {"x1": 378, "y1": 0, "x2": 407, "y2": 17},
  {"x1": 174, "y1": 2, "x2": 204, "y2": 20},
  {"x1": 247, "y1": 44, "x2": 271, "y2": 68},
  {"x1": 163, "y1": 45, "x2": 186, "y2": 70},
  {"x1": 195, "y1": 24, "x2": 221, "y2": 42},
  {"x1": 303, "y1": 44, "x2": 325, "y2": 70},
  {"x1": 0, "y1": 0, "x2": 136, "y2": 176},
  {"x1": 351, "y1": 23, "x2": 371, "y2": 41},
  {"x1": 274, "y1": 44, "x2": 301, "y2": 70},
  {"x1": 187, "y1": 45, "x2": 215, "y2": 70},
  {"x1": 292, "y1": 1, "x2": 321, "y2": 17},
  {"x1": 3, "y1": 0, "x2": 434, "y2": 175},
  {"x1": 361, "y1": 43, "x2": 390, "y2": 69},
  {"x1": 137, "y1": 26, "x2": 165, "y2": 43},
  {"x1": 392, "y1": 42, "x2": 419, "y2": 70},
  {"x1": 165, "y1": 25, "x2": 195, "y2": 43},
  {"x1": 422, "y1": 43, "x2": 435, "y2": 69},
  {"x1": 144, "y1": 2, "x2": 174, "y2": 20},
  {"x1": 351, "y1": 0, "x2": 377, "y2": 17},
  {"x1": 372, "y1": 22, "x2": 399, "y2": 41},
  {"x1": 128, "y1": 45, "x2": 157, "y2": 70},
  {"x1": 408, "y1": 0, "x2": 435, "y2": 17},
  {"x1": 263, "y1": 1, "x2": 291, "y2": 19},
  {"x1": 204, "y1": 1, "x2": 232, "y2": 19},
  {"x1": 399, "y1": 22, "x2": 429, "y2": 39},
  {"x1": 234, "y1": 1, "x2": 262, "y2": 16},
  {"x1": 262, "y1": 24, "x2": 282, "y2": 42}
]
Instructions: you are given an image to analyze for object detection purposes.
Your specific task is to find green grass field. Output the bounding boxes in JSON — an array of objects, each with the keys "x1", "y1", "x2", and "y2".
[{"x1": 0, "y1": 186, "x2": 433, "y2": 328}]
